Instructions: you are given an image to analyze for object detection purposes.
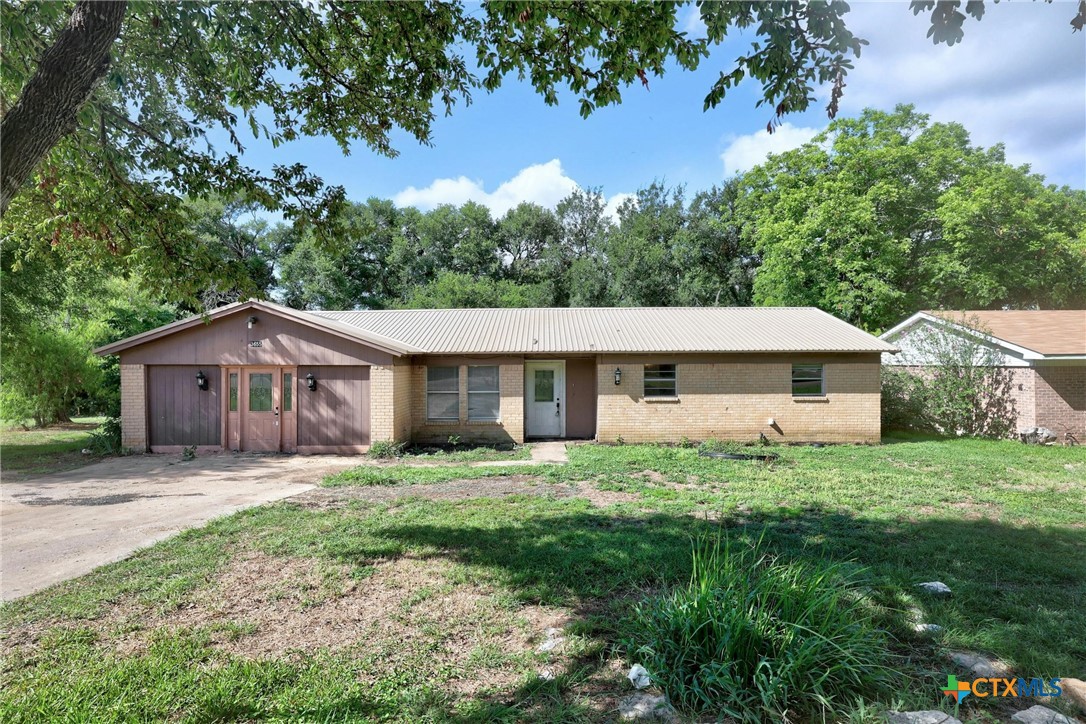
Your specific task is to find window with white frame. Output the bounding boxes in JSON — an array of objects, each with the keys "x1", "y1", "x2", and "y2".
[
  {"x1": 426, "y1": 366, "x2": 460, "y2": 421},
  {"x1": 467, "y1": 366, "x2": 500, "y2": 421},
  {"x1": 791, "y1": 364, "x2": 824, "y2": 396},
  {"x1": 643, "y1": 363, "x2": 677, "y2": 397}
]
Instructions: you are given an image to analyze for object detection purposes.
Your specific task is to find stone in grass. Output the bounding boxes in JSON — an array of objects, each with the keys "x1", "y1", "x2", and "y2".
[
  {"x1": 948, "y1": 651, "x2": 1011, "y2": 678},
  {"x1": 618, "y1": 693, "x2": 677, "y2": 722},
  {"x1": 1060, "y1": 678, "x2": 1086, "y2": 711},
  {"x1": 1010, "y1": 705, "x2": 1075, "y2": 724},
  {"x1": 885, "y1": 712, "x2": 962, "y2": 724},
  {"x1": 917, "y1": 581, "x2": 953, "y2": 596},
  {"x1": 913, "y1": 623, "x2": 944, "y2": 635},
  {"x1": 627, "y1": 664, "x2": 652, "y2": 690},
  {"x1": 536, "y1": 627, "x2": 564, "y2": 653}
]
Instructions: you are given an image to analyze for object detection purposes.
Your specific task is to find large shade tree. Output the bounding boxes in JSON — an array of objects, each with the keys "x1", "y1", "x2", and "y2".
[{"x1": 740, "y1": 105, "x2": 1086, "y2": 331}]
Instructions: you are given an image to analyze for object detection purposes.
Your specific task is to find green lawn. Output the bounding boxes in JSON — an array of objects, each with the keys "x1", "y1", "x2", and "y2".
[
  {"x1": 0, "y1": 417, "x2": 107, "y2": 479},
  {"x1": 2, "y1": 436, "x2": 1083, "y2": 722}
]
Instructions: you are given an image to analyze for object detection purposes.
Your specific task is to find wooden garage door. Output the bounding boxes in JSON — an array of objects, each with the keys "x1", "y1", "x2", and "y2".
[
  {"x1": 297, "y1": 365, "x2": 370, "y2": 450},
  {"x1": 148, "y1": 366, "x2": 221, "y2": 448}
]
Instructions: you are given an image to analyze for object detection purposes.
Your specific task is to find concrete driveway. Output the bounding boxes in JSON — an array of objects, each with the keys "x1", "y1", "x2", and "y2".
[{"x1": 1, "y1": 453, "x2": 361, "y2": 601}]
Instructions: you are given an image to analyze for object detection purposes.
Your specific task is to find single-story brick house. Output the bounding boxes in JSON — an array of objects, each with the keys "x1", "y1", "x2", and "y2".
[
  {"x1": 96, "y1": 300, "x2": 897, "y2": 453},
  {"x1": 880, "y1": 310, "x2": 1086, "y2": 440}
]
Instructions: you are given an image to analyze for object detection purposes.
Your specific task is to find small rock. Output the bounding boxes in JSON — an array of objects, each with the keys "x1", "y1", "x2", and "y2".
[
  {"x1": 537, "y1": 668, "x2": 556, "y2": 682},
  {"x1": 618, "y1": 693, "x2": 677, "y2": 721},
  {"x1": 1010, "y1": 705, "x2": 1074, "y2": 724},
  {"x1": 917, "y1": 581, "x2": 953, "y2": 596},
  {"x1": 913, "y1": 623, "x2": 944, "y2": 635},
  {"x1": 1060, "y1": 677, "x2": 1086, "y2": 710},
  {"x1": 627, "y1": 664, "x2": 652, "y2": 690},
  {"x1": 537, "y1": 627, "x2": 564, "y2": 653},
  {"x1": 948, "y1": 651, "x2": 1010, "y2": 678},
  {"x1": 885, "y1": 711, "x2": 962, "y2": 724},
  {"x1": 1020, "y1": 426, "x2": 1057, "y2": 445}
]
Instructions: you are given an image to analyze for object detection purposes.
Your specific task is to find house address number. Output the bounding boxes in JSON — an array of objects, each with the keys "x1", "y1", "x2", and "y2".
[{"x1": 248, "y1": 340, "x2": 263, "y2": 348}]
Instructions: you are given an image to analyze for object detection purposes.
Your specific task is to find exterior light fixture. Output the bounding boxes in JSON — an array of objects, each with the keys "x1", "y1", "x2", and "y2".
[
  {"x1": 247, "y1": 315, "x2": 258, "y2": 329},
  {"x1": 306, "y1": 373, "x2": 317, "y2": 391},
  {"x1": 195, "y1": 370, "x2": 208, "y2": 391},
  {"x1": 613, "y1": 367, "x2": 622, "y2": 385}
]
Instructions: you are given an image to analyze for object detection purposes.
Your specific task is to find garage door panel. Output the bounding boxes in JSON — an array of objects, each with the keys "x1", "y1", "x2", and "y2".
[
  {"x1": 148, "y1": 366, "x2": 220, "y2": 447},
  {"x1": 297, "y1": 366, "x2": 370, "y2": 447}
]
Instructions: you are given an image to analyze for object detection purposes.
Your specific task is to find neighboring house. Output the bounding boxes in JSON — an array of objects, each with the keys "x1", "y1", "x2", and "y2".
[
  {"x1": 96, "y1": 300, "x2": 897, "y2": 453},
  {"x1": 880, "y1": 310, "x2": 1086, "y2": 439}
]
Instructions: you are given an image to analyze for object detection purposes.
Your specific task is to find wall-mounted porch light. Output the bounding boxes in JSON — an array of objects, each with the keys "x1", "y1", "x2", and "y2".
[
  {"x1": 613, "y1": 367, "x2": 622, "y2": 385},
  {"x1": 306, "y1": 373, "x2": 317, "y2": 391},
  {"x1": 195, "y1": 370, "x2": 209, "y2": 391},
  {"x1": 247, "y1": 315, "x2": 258, "y2": 329}
]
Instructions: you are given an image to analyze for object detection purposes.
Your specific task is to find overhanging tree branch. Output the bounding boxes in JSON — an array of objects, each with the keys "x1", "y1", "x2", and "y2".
[{"x1": 1, "y1": 0, "x2": 127, "y2": 215}]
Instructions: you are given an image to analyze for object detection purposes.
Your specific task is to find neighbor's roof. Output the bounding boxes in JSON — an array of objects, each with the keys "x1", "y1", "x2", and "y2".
[
  {"x1": 926, "y1": 310, "x2": 1086, "y2": 356},
  {"x1": 313, "y1": 307, "x2": 897, "y2": 354}
]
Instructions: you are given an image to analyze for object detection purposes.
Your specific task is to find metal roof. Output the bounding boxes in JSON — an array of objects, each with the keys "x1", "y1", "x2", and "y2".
[{"x1": 313, "y1": 307, "x2": 897, "y2": 354}]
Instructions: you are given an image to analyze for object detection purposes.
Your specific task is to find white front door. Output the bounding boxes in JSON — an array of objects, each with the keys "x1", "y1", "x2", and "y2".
[{"x1": 525, "y1": 361, "x2": 564, "y2": 438}]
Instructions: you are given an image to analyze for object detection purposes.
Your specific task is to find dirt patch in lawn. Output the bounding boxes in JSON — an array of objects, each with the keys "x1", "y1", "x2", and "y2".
[
  {"x1": 297, "y1": 476, "x2": 647, "y2": 510},
  {"x1": 8, "y1": 550, "x2": 572, "y2": 698},
  {"x1": 297, "y1": 475, "x2": 579, "y2": 509}
]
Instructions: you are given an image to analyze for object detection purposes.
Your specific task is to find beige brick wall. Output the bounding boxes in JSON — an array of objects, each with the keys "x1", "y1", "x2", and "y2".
[
  {"x1": 596, "y1": 354, "x2": 882, "y2": 444},
  {"x1": 392, "y1": 361, "x2": 413, "y2": 442},
  {"x1": 410, "y1": 358, "x2": 524, "y2": 444},
  {"x1": 120, "y1": 363, "x2": 148, "y2": 451},
  {"x1": 369, "y1": 361, "x2": 413, "y2": 444}
]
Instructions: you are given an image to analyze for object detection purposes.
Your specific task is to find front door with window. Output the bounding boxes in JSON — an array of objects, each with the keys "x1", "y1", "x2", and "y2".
[
  {"x1": 525, "y1": 361, "x2": 564, "y2": 438},
  {"x1": 242, "y1": 368, "x2": 280, "y2": 451}
]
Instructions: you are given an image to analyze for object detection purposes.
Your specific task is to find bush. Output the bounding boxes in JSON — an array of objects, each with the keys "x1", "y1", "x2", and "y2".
[
  {"x1": 87, "y1": 416, "x2": 123, "y2": 455},
  {"x1": 624, "y1": 534, "x2": 895, "y2": 721},
  {"x1": 881, "y1": 368, "x2": 933, "y2": 433},
  {"x1": 881, "y1": 314, "x2": 1018, "y2": 438},
  {"x1": 368, "y1": 440, "x2": 406, "y2": 459}
]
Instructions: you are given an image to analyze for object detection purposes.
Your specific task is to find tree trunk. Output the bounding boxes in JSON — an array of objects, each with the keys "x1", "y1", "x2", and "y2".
[{"x1": 0, "y1": 0, "x2": 127, "y2": 215}]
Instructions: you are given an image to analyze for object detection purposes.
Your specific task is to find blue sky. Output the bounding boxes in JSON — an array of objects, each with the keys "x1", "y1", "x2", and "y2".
[{"x1": 228, "y1": 2, "x2": 1085, "y2": 218}]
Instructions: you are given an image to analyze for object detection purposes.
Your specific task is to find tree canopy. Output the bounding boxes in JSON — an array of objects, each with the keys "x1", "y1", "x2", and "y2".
[
  {"x1": 740, "y1": 106, "x2": 1086, "y2": 330},
  {"x1": 4, "y1": 0, "x2": 1082, "y2": 302}
]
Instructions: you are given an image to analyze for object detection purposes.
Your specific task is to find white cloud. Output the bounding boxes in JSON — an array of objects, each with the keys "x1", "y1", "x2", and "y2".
[
  {"x1": 603, "y1": 192, "x2": 636, "y2": 220},
  {"x1": 719, "y1": 123, "x2": 821, "y2": 176},
  {"x1": 681, "y1": 5, "x2": 707, "y2": 36},
  {"x1": 394, "y1": 159, "x2": 631, "y2": 218},
  {"x1": 834, "y1": 2, "x2": 1086, "y2": 186}
]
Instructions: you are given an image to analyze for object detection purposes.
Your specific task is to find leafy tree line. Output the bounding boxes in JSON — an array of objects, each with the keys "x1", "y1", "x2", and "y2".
[
  {"x1": 266, "y1": 106, "x2": 1085, "y2": 332},
  {"x1": 2, "y1": 105, "x2": 1084, "y2": 426}
]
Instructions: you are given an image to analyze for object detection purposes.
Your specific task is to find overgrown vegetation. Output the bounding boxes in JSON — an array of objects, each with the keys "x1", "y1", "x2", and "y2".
[
  {"x1": 882, "y1": 314, "x2": 1018, "y2": 437},
  {"x1": 625, "y1": 534, "x2": 896, "y2": 720},
  {"x1": 3, "y1": 438, "x2": 1083, "y2": 722}
]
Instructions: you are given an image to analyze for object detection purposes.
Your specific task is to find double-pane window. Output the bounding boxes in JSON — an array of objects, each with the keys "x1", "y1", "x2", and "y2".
[
  {"x1": 427, "y1": 367, "x2": 460, "y2": 421},
  {"x1": 791, "y1": 364, "x2": 824, "y2": 396},
  {"x1": 644, "y1": 364, "x2": 677, "y2": 397},
  {"x1": 468, "y1": 366, "x2": 500, "y2": 421}
]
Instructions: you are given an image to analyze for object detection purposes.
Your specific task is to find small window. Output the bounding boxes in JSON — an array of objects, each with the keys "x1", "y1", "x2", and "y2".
[
  {"x1": 468, "y1": 366, "x2": 500, "y2": 421},
  {"x1": 427, "y1": 366, "x2": 460, "y2": 421},
  {"x1": 644, "y1": 364, "x2": 677, "y2": 397},
  {"x1": 792, "y1": 364, "x2": 824, "y2": 396},
  {"x1": 533, "y1": 369, "x2": 554, "y2": 402},
  {"x1": 282, "y1": 372, "x2": 293, "y2": 412},
  {"x1": 249, "y1": 373, "x2": 274, "y2": 411},
  {"x1": 229, "y1": 373, "x2": 238, "y2": 412}
]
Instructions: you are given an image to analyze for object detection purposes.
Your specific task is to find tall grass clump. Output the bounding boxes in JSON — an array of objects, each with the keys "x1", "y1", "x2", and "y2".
[{"x1": 624, "y1": 533, "x2": 896, "y2": 722}]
